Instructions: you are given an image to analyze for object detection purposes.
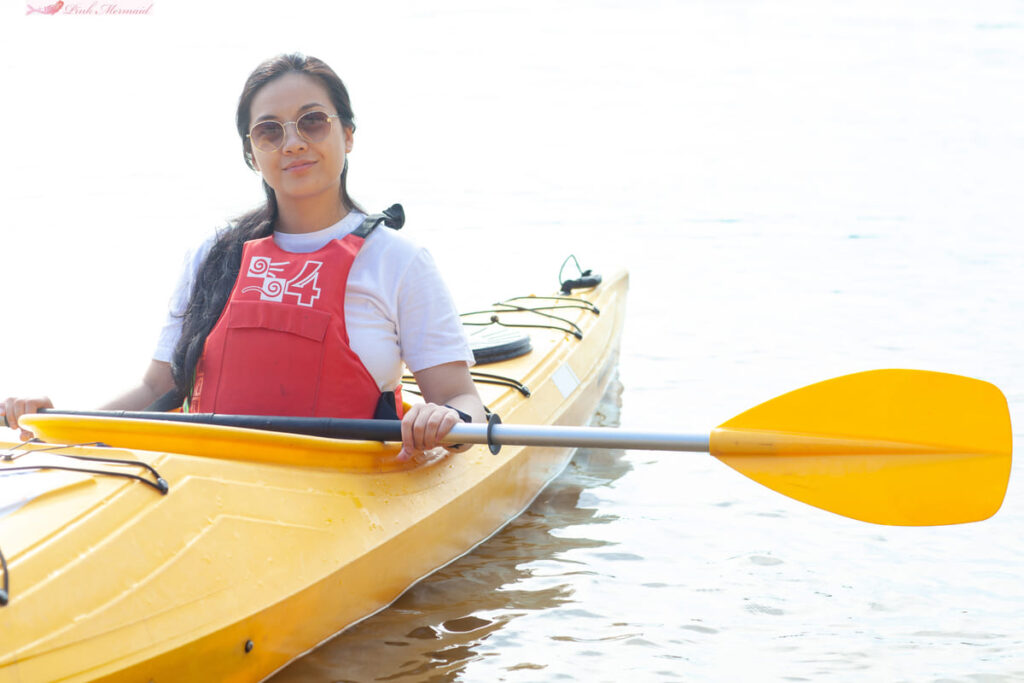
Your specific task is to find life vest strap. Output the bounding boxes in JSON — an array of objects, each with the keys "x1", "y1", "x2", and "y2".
[{"x1": 353, "y1": 203, "x2": 404, "y2": 238}]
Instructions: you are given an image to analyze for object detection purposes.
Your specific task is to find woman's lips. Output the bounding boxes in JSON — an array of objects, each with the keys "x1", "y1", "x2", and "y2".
[{"x1": 284, "y1": 160, "x2": 316, "y2": 172}]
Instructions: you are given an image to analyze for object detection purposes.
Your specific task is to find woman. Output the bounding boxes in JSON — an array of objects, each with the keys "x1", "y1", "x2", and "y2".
[{"x1": 3, "y1": 53, "x2": 484, "y2": 461}]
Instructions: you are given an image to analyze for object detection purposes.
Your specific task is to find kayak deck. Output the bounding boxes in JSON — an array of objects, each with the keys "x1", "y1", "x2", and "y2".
[{"x1": 0, "y1": 269, "x2": 628, "y2": 683}]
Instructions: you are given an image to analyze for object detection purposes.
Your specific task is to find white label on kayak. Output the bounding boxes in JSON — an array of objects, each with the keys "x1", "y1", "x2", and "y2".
[{"x1": 552, "y1": 364, "x2": 580, "y2": 398}]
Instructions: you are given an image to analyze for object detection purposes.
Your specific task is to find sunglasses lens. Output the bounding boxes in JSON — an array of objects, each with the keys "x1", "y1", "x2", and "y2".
[
  {"x1": 250, "y1": 121, "x2": 283, "y2": 152},
  {"x1": 298, "y1": 111, "x2": 332, "y2": 142}
]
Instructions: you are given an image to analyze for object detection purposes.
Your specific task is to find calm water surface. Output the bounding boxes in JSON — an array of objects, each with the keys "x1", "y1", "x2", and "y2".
[{"x1": 2, "y1": 1, "x2": 1023, "y2": 680}]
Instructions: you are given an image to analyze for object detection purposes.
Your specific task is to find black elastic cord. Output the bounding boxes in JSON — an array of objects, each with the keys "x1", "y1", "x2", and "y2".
[
  {"x1": 2, "y1": 465, "x2": 168, "y2": 495},
  {"x1": 461, "y1": 301, "x2": 590, "y2": 340},
  {"x1": 460, "y1": 289, "x2": 600, "y2": 343},
  {"x1": 0, "y1": 545, "x2": 8, "y2": 607},
  {"x1": 4, "y1": 441, "x2": 108, "y2": 461},
  {"x1": 494, "y1": 305, "x2": 584, "y2": 339},
  {"x1": 1, "y1": 438, "x2": 45, "y2": 460},
  {"x1": 3, "y1": 443, "x2": 167, "y2": 492},
  {"x1": 402, "y1": 372, "x2": 531, "y2": 398},
  {"x1": 487, "y1": 315, "x2": 582, "y2": 340},
  {"x1": 468, "y1": 371, "x2": 531, "y2": 397},
  {"x1": 502, "y1": 295, "x2": 600, "y2": 315},
  {"x1": 59, "y1": 452, "x2": 165, "y2": 487}
]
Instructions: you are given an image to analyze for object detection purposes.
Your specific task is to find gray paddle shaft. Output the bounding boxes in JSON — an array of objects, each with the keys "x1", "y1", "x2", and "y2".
[{"x1": 446, "y1": 423, "x2": 711, "y2": 452}]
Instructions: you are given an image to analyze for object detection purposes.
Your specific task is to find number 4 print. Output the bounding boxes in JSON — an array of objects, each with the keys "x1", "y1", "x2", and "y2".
[{"x1": 284, "y1": 261, "x2": 323, "y2": 307}]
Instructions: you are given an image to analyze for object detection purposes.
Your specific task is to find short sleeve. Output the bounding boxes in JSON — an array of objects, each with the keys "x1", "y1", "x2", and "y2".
[
  {"x1": 153, "y1": 236, "x2": 216, "y2": 363},
  {"x1": 395, "y1": 249, "x2": 474, "y2": 373}
]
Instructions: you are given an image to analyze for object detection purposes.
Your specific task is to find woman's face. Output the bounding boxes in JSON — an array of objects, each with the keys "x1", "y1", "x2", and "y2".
[{"x1": 247, "y1": 72, "x2": 353, "y2": 205}]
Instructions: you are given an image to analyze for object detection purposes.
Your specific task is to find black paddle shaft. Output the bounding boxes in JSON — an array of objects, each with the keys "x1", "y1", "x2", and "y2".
[{"x1": 28, "y1": 409, "x2": 404, "y2": 441}]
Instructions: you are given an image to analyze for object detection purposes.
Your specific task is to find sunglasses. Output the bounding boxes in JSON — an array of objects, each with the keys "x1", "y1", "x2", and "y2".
[{"x1": 247, "y1": 111, "x2": 342, "y2": 152}]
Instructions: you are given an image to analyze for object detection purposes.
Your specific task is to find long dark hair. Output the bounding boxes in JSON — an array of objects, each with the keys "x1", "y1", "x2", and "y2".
[{"x1": 170, "y1": 53, "x2": 362, "y2": 394}]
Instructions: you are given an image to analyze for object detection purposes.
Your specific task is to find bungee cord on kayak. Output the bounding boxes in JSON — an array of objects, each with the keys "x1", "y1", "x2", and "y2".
[
  {"x1": 460, "y1": 290, "x2": 603, "y2": 341},
  {"x1": 1, "y1": 444, "x2": 168, "y2": 608},
  {"x1": 504, "y1": 294, "x2": 601, "y2": 315},
  {"x1": 455, "y1": 276, "x2": 603, "y2": 382},
  {"x1": 0, "y1": 464, "x2": 167, "y2": 496},
  {"x1": 461, "y1": 307, "x2": 584, "y2": 340},
  {"x1": 1, "y1": 442, "x2": 169, "y2": 495},
  {"x1": 2, "y1": 439, "x2": 112, "y2": 460},
  {"x1": 466, "y1": 371, "x2": 532, "y2": 398},
  {"x1": 403, "y1": 371, "x2": 531, "y2": 399},
  {"x1": 458, "y1": 260, "x2": 602, "y2": 346},
  {"x1": 0, "y1": 547, "x2": 7, "y2": 607}
]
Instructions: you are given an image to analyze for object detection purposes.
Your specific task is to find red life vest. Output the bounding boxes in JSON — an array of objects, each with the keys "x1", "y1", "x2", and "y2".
[{"x1": 189, "y1": 229, "x2": 401, "y2": 418}]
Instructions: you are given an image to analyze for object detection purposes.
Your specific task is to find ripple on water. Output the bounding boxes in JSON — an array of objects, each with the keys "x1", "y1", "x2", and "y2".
[
  {"x1": 406, "y1": 625, "x2": 440, "y2": 640},
  {"x1": 744, "y1": 602, "x2": 786, "y2": 616},
  {"x1": 441, "y1": 616, "x2": 492, "y2": 633}
]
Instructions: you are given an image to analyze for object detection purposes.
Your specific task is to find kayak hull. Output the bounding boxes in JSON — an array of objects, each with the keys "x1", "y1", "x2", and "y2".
[{"x1": 0, "y1": 269, "x2": 628, "y2": 683}]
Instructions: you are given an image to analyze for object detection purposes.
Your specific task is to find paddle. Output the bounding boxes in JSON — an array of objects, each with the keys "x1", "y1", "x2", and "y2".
[{"x1": 4, "y1": 370, "x2": 1012, "y2": 526}]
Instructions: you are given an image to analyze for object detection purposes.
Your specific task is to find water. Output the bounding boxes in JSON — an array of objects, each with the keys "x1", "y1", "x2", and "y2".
[{"x1": 2, "y1": 1, "x2": 1023, "y2": 680}]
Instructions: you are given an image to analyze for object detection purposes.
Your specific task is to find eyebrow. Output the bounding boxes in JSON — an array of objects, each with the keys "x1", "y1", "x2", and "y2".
[{"x1": 253, "y1": 102, "x2": 329, "y2": 124}]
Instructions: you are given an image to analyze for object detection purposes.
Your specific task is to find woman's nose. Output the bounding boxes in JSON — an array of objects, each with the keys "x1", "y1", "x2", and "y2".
[{"x1": 280, "y1": 121, "x2": 308, "y2": 153}]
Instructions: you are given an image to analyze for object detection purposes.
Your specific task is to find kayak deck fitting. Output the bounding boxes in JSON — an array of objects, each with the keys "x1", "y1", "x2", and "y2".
[{"x1": 0, "y1": 268, "x2": 628, "y2": 683}]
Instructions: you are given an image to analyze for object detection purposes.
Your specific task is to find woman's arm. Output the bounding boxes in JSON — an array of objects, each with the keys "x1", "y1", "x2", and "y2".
[
  {"x1": 398, "y1": 361, "x2": 485, "y2": 462},
  {"x1": 100, "y1": 360, "x2": 177, "y2": 411},
  {"x1": 2, "y1": 360, "x2": 177, "y2": 440}
]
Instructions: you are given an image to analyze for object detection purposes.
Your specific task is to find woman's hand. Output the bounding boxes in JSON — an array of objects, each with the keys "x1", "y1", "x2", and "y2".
[
  {"x1": 1, "y1": 363, "x2": 175, "y2": 442},
  {"x1": 1, "y1": 396, "x2": 54, "y2": 441},
  {"x1": 396, "y1": 361, "x2": 485, "y2": 463},
  {"x1": 397, "y1": 402, "x2": 470, "y2": 463}
]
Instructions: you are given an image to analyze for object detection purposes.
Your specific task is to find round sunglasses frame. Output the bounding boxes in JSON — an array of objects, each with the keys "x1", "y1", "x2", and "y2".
[{"x1": 247, "y1": 111, "x2": 342, "y2": 152}]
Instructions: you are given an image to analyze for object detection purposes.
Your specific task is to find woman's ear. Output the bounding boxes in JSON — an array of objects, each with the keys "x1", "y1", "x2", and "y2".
[
  {"x1": 344, "y1": 126, "x2": 354, "y2": 154},
  {"x1": 245, "y1": 142, "x2": 260, "y2": 172}
]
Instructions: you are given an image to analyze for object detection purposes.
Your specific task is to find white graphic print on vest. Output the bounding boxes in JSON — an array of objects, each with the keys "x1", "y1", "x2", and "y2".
[{"x1": 242, "y1": 256, "x2": 323, "y2": 307}]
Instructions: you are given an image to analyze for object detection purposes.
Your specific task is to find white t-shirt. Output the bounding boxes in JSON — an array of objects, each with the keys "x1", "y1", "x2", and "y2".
[{"x1": 154, "y1": 211, "x2": 474, "y2": 391}]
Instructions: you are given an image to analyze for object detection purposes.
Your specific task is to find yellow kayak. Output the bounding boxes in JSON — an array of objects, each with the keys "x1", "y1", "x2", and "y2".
[{"x1": 0, "y1": 269, "x2": 628, "y2": 683}]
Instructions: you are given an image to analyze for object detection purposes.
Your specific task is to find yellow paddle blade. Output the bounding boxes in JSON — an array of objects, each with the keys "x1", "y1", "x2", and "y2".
[{"x1": 709, "y1": 369, "x2": 1012, "y2": 526}]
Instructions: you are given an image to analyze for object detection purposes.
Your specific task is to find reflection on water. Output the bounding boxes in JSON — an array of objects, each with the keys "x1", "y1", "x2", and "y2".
[{"x1": 270, "y1": 378, "x2": 629, "y2": 682}]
